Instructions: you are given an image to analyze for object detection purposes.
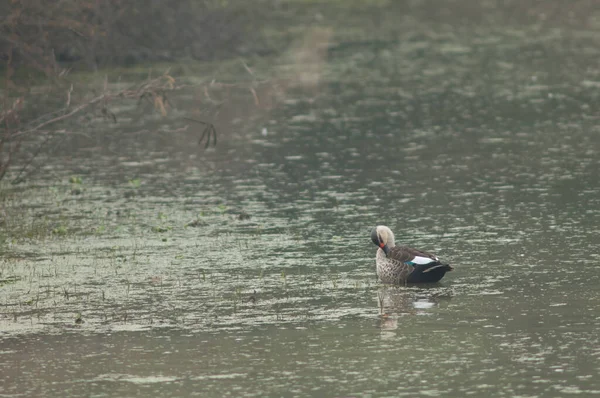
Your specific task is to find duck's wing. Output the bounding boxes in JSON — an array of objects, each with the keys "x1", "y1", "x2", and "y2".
[{"x1": 388, "y1": 245, "x2": 440, "y2": 266}]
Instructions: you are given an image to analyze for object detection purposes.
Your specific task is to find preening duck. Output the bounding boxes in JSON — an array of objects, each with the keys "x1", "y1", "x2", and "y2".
[{"x1": 371, "y1": 225, "x2": 453, "y2": 284}]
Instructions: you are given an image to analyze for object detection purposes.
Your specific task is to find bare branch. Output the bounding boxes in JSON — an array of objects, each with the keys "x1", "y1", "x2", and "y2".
[
  {"x1": 13, "y1": 70, "x2": 177, "y2": 140},
  {"x1": 13, "y1": 93, "x2": 106, "y2": 139},
  {"x1": 184, "y1": 118, "x2": 218, "y2": 149}
]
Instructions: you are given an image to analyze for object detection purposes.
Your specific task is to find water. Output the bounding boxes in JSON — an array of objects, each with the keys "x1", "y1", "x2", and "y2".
[{"x1": 2, "y1": 2, "x2": 600, "y2": 397}]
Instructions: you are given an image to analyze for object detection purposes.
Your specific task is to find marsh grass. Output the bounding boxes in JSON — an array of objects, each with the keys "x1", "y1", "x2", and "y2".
[
  {"x1": 0, "y1": 170, "x2": 376, "y2": 333},
  {"x1": 2, "y1": 205, "x2": 66, "y2": 241}
]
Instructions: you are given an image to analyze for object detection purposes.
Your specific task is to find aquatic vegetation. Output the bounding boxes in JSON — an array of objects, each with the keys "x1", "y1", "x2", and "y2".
[
  {"x1": 151, "y1": 226, "x2": 172, "y2": 233},
  {"x1": 3, "y1": 69, "x2": 181, "y2": 185},
  {"x1": 237, "y1": 211, "x2": 251, "y2": 221},
  {"x1": 185, "y1": 219, "x2": 208, "y2": 228},
  {"x1": 128, "y1": 178, "x2": 142, "y2": 189},
  {"x1": 51, "y1": 225, "x2": 68, "y2": 236},
  {"x1": 0, "y1": 275, "x2": 21, "y2": 286},
  {"x1": 216, "y1": 204, "x2": 228, "y2": 214}
]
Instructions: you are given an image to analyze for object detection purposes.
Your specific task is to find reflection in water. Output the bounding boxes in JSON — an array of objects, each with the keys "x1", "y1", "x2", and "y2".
[{"x1": 377, "y1": 285, "x2": 453, "y2": 338}]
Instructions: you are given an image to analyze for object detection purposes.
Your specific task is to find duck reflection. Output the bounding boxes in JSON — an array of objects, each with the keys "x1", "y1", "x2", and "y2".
[{"x1": 377, "y1": 284, "x2": 453, "y2": 337}]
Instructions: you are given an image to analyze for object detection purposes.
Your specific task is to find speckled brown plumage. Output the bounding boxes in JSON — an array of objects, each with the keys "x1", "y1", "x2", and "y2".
[{"x1": 371, "y1": 225, "x2": 453, "y2": 284}]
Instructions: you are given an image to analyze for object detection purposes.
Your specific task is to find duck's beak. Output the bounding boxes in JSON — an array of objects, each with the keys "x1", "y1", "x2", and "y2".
[
  {"x1": 371, "y1": 228, "x2": 390, "y2": 256},
  {"x1": 379, "y1": 243, "x2": 390, "y2": 256}
]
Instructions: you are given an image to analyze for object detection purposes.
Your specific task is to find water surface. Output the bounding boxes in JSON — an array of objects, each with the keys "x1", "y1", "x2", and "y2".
[{"x1": 2, "y1": 2, "x2": 600, "y2": 397}]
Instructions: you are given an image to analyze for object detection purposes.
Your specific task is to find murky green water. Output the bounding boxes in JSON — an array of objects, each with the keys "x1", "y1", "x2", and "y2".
[{"x1": 2, "y1": 2, "x2": 600, "y2": 397}]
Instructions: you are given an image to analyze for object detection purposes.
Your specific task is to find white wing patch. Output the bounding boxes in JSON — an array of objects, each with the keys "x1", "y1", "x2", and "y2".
[{"x1": 411, "y1": 256, "x2": 436, "y2": 265}]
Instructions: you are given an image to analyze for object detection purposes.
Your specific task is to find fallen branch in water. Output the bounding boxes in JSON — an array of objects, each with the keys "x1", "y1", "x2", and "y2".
[
  {"x1": 3, "y1": 61, "x2": 279, "y2": 184},
  {"x1": 5, "y1": 70, "x2": 179, "y2": 184},
  {"x1": 13, "y1": 70, "x2": 176, "y2": 140},
  {"x1": 12, "y1": 94, "x2": 105, "y2": 140},
  {"x1": 183, "y1": 117, "x2": 217, "y2": 149}
]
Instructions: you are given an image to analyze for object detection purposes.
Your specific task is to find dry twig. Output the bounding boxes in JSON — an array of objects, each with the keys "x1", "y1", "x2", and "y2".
[
  {"x1": 183, "y1": 117, "x2": 217, "y2": 149},
  {"x1": 5, "y1": 70, "x2": 179, "y2": 183}
]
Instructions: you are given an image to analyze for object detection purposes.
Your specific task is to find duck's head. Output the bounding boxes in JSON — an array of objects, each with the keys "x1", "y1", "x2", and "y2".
[{"x1": 371, "y1": 225, "x2": 395, "y2": 256}]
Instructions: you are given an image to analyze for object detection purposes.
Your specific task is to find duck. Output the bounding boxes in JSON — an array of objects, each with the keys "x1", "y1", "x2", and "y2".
[{"x1": 370, "y1": 225, "x2": 453, "y2": 284}]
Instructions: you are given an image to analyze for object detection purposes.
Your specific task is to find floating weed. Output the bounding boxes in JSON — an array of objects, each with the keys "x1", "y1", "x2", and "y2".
[
  {"x1": 52, "y1": 225, "x2": 68, "y2": 236},
  {"x1": 128, "y1": 178, "x2": 142, "y2": 189},
  {"x1": 186, "y1": 219, "x2": 207, "y2": 228},
  {"x1": 237, "y1": 211, "x2": 251, "y2": 221},
  {"x1": 151, "y1": 225, "x2": 172, "y2": 233},
  {"x1": 217, "y1": 204, "x2": 227, "y2": 214},
  {"x1": 0, "y1": 275, "x2": 21, "y2": 286},
  {"x1": 69, "y1": 176, "x2": 83, "y2": 184}
]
